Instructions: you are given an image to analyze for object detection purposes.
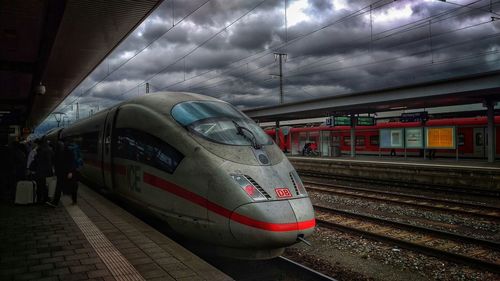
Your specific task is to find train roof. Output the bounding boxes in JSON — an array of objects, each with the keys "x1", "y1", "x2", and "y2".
[
  {"x1": 48, "y1": 92, "x2": 223, "y2": 137},
  {"x1": 128, "y1": 91, "x2": 222, "y2": 115},
  {"x1": 265, "y1": 116, "x2": 500, "y2": 133}
]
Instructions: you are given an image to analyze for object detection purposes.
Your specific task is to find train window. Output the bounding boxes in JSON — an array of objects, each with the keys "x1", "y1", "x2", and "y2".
[
  {"x1": 344, "y1": 136, "x2": 365, "y2": 146},
  {"x1": 458, "y1": 133, "x2": 465, "y2": 146},
  {"x1": 331, "y1": 135, "x2": 340, "y2": 145},
  {"x1": 475, "y1": 132, "x2": 484, "y2": 146},
  {"x1": 370, "y1": 135, "x2": 379, "y2": 146},
  {"x1": 344, "y1": 136, "x2": 350, "y2": 146},
  {"x1": 81, "y1": 132, "x2": 99, "y2": 153},
  {"x1": 64, "y1": 132, "x2": 98, "y2": 154},
  {"x1": 172, "y1": 100, "x2": 243, "y2": 126},
  {"x1": 114, "y1": 128, "x2": 184, "y2": 174},
  {"x1": 172, "y1": 101, "x2": 272, "y2": 147},
  {"x1": 356, "y1": 136, "x2": 365, "y2": 146}
]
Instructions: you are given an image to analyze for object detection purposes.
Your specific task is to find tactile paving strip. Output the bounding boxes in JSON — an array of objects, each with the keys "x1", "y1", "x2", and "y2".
[{"x1": 65, "y1": 204, "x2": 145, "y2": 281}]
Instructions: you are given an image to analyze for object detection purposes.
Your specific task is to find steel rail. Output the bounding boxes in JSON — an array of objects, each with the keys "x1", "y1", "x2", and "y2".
[
  {"x1": 299, "y1": 171, "x2": 500, "y2": 198},
  {"x1": 314, "y1": 205, "x2": 500, "y2": 274},
  {"x1": 305, "y1": 181, "x2": 500, "y2": 220},
  {"x1": 277, "y1": 256, "x2": 338, "y2": 281}
]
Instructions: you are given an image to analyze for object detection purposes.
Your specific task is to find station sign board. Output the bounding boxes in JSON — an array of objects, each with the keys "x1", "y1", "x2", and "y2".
[
  {"x1": 333, "y1": 116, "x2": 351, "y2": 126},
  {"x1": 325, "y1": 117, "x2": 332, "y2": 126},
  {"x1": 356, "y1": 116, "x2": 375, "y2": 126},
  {"x1": 425, "y1": 127, "x2": 456, "y2": 149},
  {"x1": 400, "y1": 111, "x2": 428, "y2": 123},
  {"x1": 405, "y1": 127, "x2": 424, "y2": 148},
  {"x1": 380, "y1": 128, "x2": 404, "y2": 148}
]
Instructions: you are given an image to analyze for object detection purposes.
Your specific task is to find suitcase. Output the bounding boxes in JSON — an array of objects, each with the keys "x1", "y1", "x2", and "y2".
[
  {"x1": 15, "y1": 181, "x2": 37, "y2": 205},
  {"x1": 46, "y1": 176, "x2": 57, "y2": 199}
]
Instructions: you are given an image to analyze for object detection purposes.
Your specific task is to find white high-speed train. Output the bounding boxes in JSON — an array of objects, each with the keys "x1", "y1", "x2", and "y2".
[{"x1": 48, "y1": 92, "x2": 315, "y2": 259}]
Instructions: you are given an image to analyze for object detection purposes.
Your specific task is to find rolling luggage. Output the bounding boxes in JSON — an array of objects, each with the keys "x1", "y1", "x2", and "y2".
[
  {"x1": 46, "y1": 176, "x2": 57, "y2": 199},
  {"x1": 15, "y1": 181, "x2": 37, "y2": 205}
]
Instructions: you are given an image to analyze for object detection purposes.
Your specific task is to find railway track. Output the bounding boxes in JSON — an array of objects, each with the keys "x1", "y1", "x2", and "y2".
[
  {"x1": 98, "y1": 185, "x2": 336, "y2": 280},
  {"x1": 304, "y1": 180, "x2": 500, "y2": 220},
  {"x1": 299, "y1": 171, "x2": 500, "y2": 198},
  {"x1": 205, "y1": 256, "x2": 337, "y2": 281},
  {"x1": 314, "y1": 205, "x2": 500, "y2": 274}
]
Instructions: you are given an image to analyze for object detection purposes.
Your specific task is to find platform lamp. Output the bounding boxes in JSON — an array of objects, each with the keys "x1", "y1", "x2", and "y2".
[
  {"x1": 35, "y1": 82, "x2": 46, "y2": 95},
  {"x1": 52, "y1": 112, "x2": 66, "y2": 127}
]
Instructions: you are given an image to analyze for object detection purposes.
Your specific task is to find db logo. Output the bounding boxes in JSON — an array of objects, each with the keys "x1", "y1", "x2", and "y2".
[{"x1": 275, "y1": 188, "x2": 292, "y2": 198}]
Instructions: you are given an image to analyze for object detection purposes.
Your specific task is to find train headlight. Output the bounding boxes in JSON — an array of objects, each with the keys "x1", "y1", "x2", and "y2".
[{"x1": 231, "y1": 174, "x2": 268, "y2": 201}]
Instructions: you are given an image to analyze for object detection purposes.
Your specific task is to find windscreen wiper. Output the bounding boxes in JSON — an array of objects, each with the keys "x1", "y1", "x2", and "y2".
[{"x1": 232, "y1": 121, "x2": 261, "y2": 149}]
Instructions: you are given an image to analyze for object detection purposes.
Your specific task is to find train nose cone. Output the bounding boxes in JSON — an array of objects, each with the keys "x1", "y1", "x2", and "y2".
[{"x1": 229, "y1": 198, "x2": 315, "y2": 248}]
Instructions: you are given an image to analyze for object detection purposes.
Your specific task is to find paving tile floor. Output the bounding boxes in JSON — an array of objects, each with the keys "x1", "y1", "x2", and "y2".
[{"x1": 0, "y1": 184, "x2": 232, "y2": 281}]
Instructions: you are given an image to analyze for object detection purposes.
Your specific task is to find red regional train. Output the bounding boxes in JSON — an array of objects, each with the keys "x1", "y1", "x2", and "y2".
[{"x1": 265, "y1": 116, "x2": 500, "y2": 159}]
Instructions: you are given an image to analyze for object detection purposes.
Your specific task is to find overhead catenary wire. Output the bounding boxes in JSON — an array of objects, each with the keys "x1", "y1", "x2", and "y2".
[
  {"x1": 284, "y1": 0, "x2": 495, "y2": 76},
  {"x1": 95, "y1": 0, "x2": 391, "y2": 101},
  {"x1": 157, "y1": 0, "x2": 396, "y2": 94},
  {"x1": 270, "y1": 35, "x2": 500, "y2": 91},
  {"x1": 230, "y1": 51, "x2": 500, "y2": 107},
  {"x1": 60, "y1": 0, "x2": 414, "y2": 108},
  {"x1": 57, "y1": 0, "x2": 213, "y2": 113},
  {"x1": 179, "y1": 8, "x2": 498, "y2": 95},
  {"x1": 286, "y1": 17, "x2": 496, "y2": 77},
  {"x1": 52, "y1": 0, "x2": 500, "y2": 120},
  {"x1": 161, "y1": 0, "x2": 497, "y2": 97},
  {"x1": 113, "y1": 0, "x2": 271, "y2": 100},
  {"x1": 284, "y1": 27, "x2": 500, "y2": 79}
]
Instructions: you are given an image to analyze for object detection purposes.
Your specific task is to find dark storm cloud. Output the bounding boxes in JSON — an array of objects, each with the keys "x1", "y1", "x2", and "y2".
[
  {"x1": 170, "y1": 0, "x2": 278, "y2": 27},
  {"x1": 38, "y1": 0, "x2": 500, "y2": 132},
  {"x1": 308, "y1": 0, "x2": 333, "y2": 13},
  {"x1": 228, "y1": 14, "x2": 281, "y2": 50}
]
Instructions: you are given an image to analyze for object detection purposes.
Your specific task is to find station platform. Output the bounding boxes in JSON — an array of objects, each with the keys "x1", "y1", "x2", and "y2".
[
  {"x1": 288, "y1": 156, "x2": 500, "y2": 193},
  {"x1": 290, "y1": 154, "x2": 500, "y2": 169},
  {"x1": 0, "y1": 184, "x2": 232, "y2": 281}
]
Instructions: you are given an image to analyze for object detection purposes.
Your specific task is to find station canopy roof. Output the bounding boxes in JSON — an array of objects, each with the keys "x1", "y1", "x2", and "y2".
[
  {"x1": 0, "y1": 0, "x2": 163, "y2": 127},
  {"x1": 243, "y1": 70, "x2": 500, "y2": 122}
]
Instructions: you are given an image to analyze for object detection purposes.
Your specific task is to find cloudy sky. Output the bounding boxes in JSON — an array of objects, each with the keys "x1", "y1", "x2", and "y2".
[{"x1": 37, "y1": 0, "x2": 500, "y2": 132}]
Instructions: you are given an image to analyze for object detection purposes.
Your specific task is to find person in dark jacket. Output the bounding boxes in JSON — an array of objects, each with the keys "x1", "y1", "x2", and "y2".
[
  {"x1": 47, "y1": 140, "x2": 77, "y2": 207},
  {"x1": 11, "y1": 141, "x2": 27, "y2": 181},
  {"x1": 7, "y1": 141, "x2": 27, "y2": 201},
  {"x1": 34, "y1": 137, "x2": 54, "y2": 203}
]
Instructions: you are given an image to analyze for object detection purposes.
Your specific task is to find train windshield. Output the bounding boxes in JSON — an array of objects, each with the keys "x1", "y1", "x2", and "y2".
[{"x1": 172, "y1": 101, "x2": 272, "y2": 146}]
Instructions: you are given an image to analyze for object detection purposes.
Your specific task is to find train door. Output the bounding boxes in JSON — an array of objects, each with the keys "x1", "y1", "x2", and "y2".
[
  {"x1": 102, "y1": 108, "x2": 118, "y2": 189},
  {"x1": 320, "y1": 131, "x2": 330, "y2": 156},
  {"x1": 290, "y1": 131, "x2": 300, "y2": 155},
  {"x1": 298, "y1": 132, "x2": 308, "y2": 155},
  {"x1": 473, "y1": 128, "x2": 486, "y2": 158}
]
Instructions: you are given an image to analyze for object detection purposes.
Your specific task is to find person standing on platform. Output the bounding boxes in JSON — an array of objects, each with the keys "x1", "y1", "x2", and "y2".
[
  {"x1": 9, "y1": 141, "x2": 27, "y2": 200},
  {"x1": 12, "y1": 141, "x2": 27, "y2": 181},
  {"x1": 66, "y1": 140, "x2": 81, "y2": 204},
  {"x1": 26, "y1": 139, "x2": 38, "y2": 176},
  {"x1": 47, "y1": 140, "x2": 78, "y2": 207},
  {"x1": 46, "y1": 141, "x2": 65, "y2": 207},
  {"x1": 34, "y1": 137, "x2": 54, "y2": 204}
]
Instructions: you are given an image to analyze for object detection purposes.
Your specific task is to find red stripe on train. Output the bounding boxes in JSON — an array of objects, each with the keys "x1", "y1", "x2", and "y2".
[{"x1": 142, "y1": 172, "x2": 315, "y2": 232}]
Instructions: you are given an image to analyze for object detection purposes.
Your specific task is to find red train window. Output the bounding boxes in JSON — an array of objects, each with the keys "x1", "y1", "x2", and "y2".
[
  {"x1": 343, "y1": 136, "x2": 365, "y2": 146},
  {"x1": 458, "y1": 133, "x2": 465, "y2": 146},
  {"x1": 356, "y1": 136, "x2": 365, "y2": 146},
  {"x1": 370, "y1": 135, "x2": 379, "y2": 146}
]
